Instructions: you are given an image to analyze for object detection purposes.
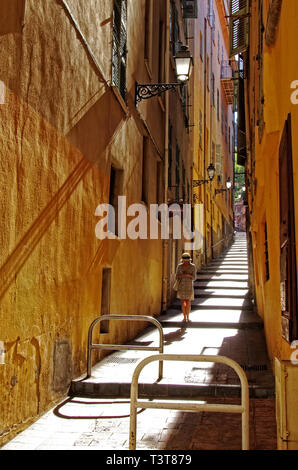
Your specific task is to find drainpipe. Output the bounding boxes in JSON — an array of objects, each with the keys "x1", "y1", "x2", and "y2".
[
  {"x1": 203, "y1": 17, "x2": 207, "y2": 265},
  {"x1": 162, "y1": 0, "x2": 170, "y2": 312},
  {"x1": 265, "y1": 0, "x2": 282, "y2": 46}
]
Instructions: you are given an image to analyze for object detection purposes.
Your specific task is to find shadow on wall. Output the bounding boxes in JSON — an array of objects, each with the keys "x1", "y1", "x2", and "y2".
[{"x1": 0, "y1": 87, "x2": 126, "y2": 300}]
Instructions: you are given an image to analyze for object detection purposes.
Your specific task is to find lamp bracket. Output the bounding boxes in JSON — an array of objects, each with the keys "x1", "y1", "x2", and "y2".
[
  {"x1": 215, "y1": 188, "x2": 228, "y2": 195},
  {"x1": 135, "y1": 82, "x2": 183, "y2": 104},
  {"x1": 193, "y1": 180, "x2": 210, "y2": 187}
]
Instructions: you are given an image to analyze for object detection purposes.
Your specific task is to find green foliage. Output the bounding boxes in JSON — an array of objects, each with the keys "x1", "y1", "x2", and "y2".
[{"x1": 234, "y1": 158, "x2": 246, "y2": 202}]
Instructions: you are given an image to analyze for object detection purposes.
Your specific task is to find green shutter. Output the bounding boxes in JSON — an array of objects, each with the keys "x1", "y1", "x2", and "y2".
[{"x1": 229, "y1": 0, "x2": 249, "y2": 57}]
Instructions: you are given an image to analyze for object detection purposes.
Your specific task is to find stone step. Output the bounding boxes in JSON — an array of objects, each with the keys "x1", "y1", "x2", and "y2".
[
  {"x1": 195, "y1": 281, "x2": 249, "y2": 289},
  {"x1": 69, "y1": 381, "x2": 274, "y2": 400}
]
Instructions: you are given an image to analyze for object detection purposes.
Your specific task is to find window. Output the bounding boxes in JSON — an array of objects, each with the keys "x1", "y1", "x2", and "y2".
[
  {"x1": 112, "y1": 0, "x2": 127, "y2": 100},
  {"x1": 100, "y1": 268, "x2": 112, "y2": 334},
  {"x1": 279, "y1": 114, "x2": 298, "y2": 342},
  {"x1": 182, "y1": 0, "x2": 198, "y2": 18},
  {"x1": 142, "y1": 137, "x2": 149, "y2": 205},
  {"x1": 229, "y1": 0, "x2": 249, "y2": 57},
  {"x1": 109, "y1": 165, "x2": 123, "y2": 236}
]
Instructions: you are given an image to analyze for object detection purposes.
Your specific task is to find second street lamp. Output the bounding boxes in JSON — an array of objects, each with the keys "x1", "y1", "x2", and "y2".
[
  {"x1": 215, "y1": 177, "x2": 232, "y2": 195},
  {"x1": 193, "y1": 163, "x2": 216, "y2": 187},
  {"x1": 135, "y1": 42, "x2": 193, "y2": 104}
]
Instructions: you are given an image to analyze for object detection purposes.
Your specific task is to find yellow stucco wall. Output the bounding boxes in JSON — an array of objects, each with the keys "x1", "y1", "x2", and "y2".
[
  {"x1": 249, "y1": 0, "x2": 298, "y2": 363},
  {"x1": 247, "y1": 0, "x2": 298, "y2": 449},
  {"x1": 0, "y1": 0, "x2": 164, "y2": 445}
]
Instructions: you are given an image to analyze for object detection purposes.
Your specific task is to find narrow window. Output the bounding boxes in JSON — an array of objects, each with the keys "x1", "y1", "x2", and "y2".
[
  {"x1": 109, "y1": 165, "x2": 123, "y2": 237},
  {"x1": 112, "y1": 0, "x2": 127, "y2": 100},
  {"x1": 100, "y1": 268, "x2": 112, "y2": 334},
  {"x1": 142, "y1": 137, "x2": 149, "y2": 204}
]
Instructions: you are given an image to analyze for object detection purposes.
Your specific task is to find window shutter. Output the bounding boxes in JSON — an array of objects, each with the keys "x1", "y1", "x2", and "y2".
[
  {"x1": 112, "y1": 0, "x2": 127, "y2": 99},
  {"x1": 279, "y1": 114, "x2": 298, "y2": 342},
  {"x1": 182, "y1": 0, "x2": 198, "y2": 19},
  {"x1": 229, "y1": 0, "x2": 250, "y2": 57}
]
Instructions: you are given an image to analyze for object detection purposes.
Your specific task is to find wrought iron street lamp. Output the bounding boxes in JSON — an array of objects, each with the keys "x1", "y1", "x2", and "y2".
[
  {"x1": 193, "y1": 163, "x2": 216, "y2": 187},
  {"x1": 135, "y1": 43, "x2": 193, "y2": 104}
]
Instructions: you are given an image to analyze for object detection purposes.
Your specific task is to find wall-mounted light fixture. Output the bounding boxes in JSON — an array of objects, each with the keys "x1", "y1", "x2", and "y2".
[
  {"x1": 193, "y1": 163, "x2": 216, "y2": 187},
  {"x1": 215, "y1": 177, "x2": 232, "y2": 195},
  {"x1": 135, "y1": 42, "x2": 193, "y2": 105}
]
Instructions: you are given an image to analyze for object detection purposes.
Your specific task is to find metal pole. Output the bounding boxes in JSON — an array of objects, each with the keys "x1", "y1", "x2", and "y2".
[
  {"x1": 86, "y1": 315, "x2": 164, "y2": 379},
  {"x1": 129, "y1": 354, "x2": 249, "y2": 450}
]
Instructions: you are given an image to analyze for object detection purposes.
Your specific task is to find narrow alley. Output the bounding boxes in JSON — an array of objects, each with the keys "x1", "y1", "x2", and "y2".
[
  {"x1": 2, "y1": 234, "x2": 277, "y2": 451},
  {"x1": 2, "y1": 0, "x2": 298, "y2": 454}
]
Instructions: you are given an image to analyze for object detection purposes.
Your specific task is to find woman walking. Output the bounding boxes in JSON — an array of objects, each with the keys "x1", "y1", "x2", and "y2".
[{"x1": 175, "y1": 252, "x2": 196, "y2": 322}]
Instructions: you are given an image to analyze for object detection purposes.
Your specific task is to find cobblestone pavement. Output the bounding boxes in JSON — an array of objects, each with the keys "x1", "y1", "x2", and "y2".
[
  {"x1": 1, "y1": 234, "x2": 278, "y2": 451},
  {"x1": 1, "y1": 396, "x2": 276, "y2": 450}
]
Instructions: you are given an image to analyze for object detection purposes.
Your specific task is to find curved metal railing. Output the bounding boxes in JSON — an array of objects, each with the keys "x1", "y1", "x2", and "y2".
[
  {"x1": 129, "y1": 354, "x2": 249, "y2": 450},
  {"x1": 87, "y1": 315, "x2": 164, "y2": 380}
]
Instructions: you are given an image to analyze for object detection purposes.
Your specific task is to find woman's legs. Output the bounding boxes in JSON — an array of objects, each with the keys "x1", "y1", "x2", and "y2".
[
  {"x1": 185, "y1": 300, "x2": 191, "y2": 321},
  {"x1": 181, "y1": 300, "x2": 187, "y2": 321},
  {"x1": 181, "y1": 299, "x2": 191, "y2": 321}
]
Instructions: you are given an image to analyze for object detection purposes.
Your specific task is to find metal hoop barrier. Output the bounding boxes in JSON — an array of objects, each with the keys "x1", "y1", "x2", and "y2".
[
  {"x1": 129, "y1": 354, "x2": 249, "y2": 450},
  {"x1": 87, "y1": 315, "x2": 164, "y2": 380}
]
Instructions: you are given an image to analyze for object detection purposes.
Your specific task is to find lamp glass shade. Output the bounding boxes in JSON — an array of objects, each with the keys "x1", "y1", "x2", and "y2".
[
  {"x1": 175, "y1": 57, "x2": 192, "y2": 82},
  {"x1": 226, "y1": 179, "x2": 232, "y2": 189},
  {"x1": 174, "y1": 44, "x2": 193, "y2": 82},
  {"x1": 207, "y1": 163, "x2": 215, "y2": 181}
]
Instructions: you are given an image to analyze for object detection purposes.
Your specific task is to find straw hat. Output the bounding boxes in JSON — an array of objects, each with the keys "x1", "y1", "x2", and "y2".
[{"x1": 180, "y1": 252, "x2": 192, "y2": 262}]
